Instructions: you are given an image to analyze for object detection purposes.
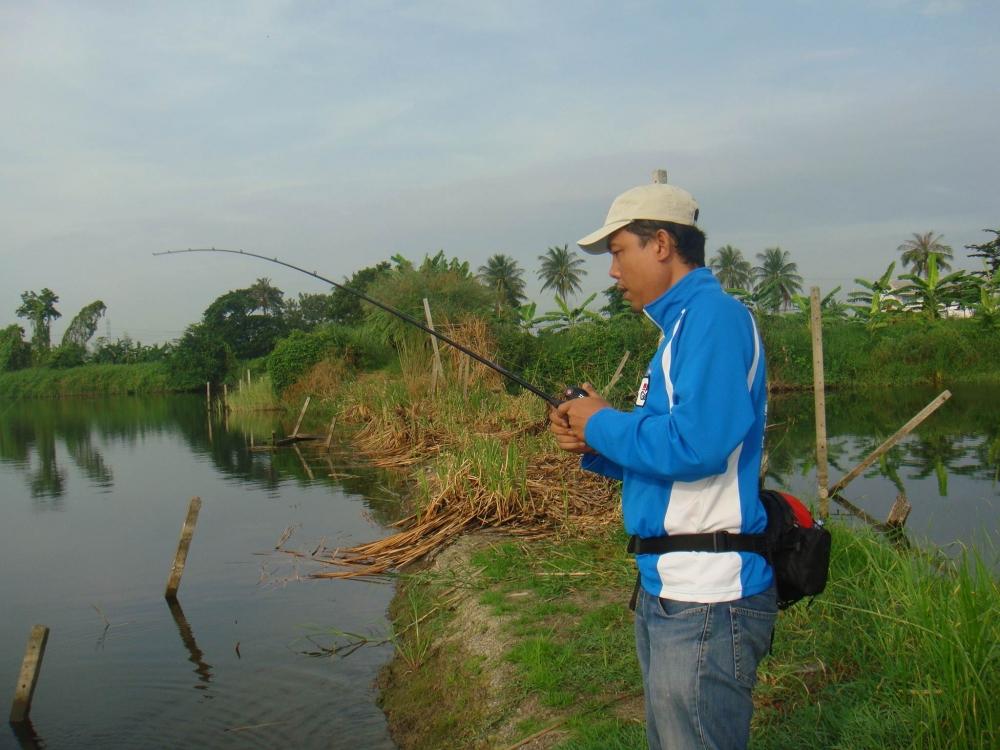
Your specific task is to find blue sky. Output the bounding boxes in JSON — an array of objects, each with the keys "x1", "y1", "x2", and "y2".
[{"x1": 2, "y1": 0, "x2": 998, "y2": 344}]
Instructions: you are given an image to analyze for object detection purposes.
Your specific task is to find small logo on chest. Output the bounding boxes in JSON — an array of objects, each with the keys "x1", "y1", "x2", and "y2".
[{"x1": 635, "y1": 376, "x2": 650, "y2": 407}]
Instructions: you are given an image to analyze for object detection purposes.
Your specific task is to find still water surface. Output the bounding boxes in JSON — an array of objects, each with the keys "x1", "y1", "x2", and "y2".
[
  {"x1": 0, "y1": 395, "x2": 402, "y2": 749},
  {"x1": 1, "y1": 384, "x2": 997, "y2": 748}
]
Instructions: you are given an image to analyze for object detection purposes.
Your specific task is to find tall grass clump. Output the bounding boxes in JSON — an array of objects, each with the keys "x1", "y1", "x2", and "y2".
[
  {"x1": 756, "y1": 525, "x2": 998, "y2": 748},
  {"x1": 226, "y1": 372, "x2": 281, "y2": 412}
]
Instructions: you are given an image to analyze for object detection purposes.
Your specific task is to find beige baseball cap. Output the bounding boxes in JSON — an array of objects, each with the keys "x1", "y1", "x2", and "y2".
[{"x1": 577, "y1": 174, "x2": 699, "y2": 254}]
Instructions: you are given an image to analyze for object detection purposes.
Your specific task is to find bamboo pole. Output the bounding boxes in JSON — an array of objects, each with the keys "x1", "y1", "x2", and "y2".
[
  {"x1": 810, "y1": 287, "x2": 830, "y2": 517},
  {"x1": 829, "y1": 390, "x2": 951, "y2": 496},
  {"x1": 165, "y1": 497, "x2": 202, "y2": 600},
  {"x1": 291, "y1": 396, "x2": 311, "y2": 438},
  {"x1": 9, "y1": 625, "x2": 49, "y2": 723},
  {"x1": 205, "y1": 381, "x2": 211, "y2": 410},
  {"x1": 324, "y1": 415, "x2": 337, "y2": 449},
  {"x1": 605, "y1": 351, "x2": 631, "y2": 394},
  {"x1": 423, "y1": 298, "x2": 445, "y2": 393}
]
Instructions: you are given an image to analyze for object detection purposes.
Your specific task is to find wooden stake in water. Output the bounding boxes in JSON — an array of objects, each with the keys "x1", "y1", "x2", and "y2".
[
  {"x1": 291, "y1": 396, "x2": 311, "y2": 438},
  {"x1": 9, "y1": 625, "x2": 49, "y2": 723},
  {"x1": 205, "y1": 381, "x2": 211, "y2": 410},
  {"x1": 324, "y1": 415, "x2": 337, "y2": 449},
  {"x1": 810, "y1": 287, "x2": 830, "y2": 517},
  {"x1": 165, "y1": 496, "x2": 202, "y2": 600}
]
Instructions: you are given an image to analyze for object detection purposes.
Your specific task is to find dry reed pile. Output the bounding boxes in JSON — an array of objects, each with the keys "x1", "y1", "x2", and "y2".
[{"x1": 303, "y1": 323, "x2": 619, "y2": 579}]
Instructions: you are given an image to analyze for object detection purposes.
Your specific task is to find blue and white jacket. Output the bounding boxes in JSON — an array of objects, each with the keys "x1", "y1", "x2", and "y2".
[{"x1": 582, "y1": 267, "x2": 773, "y2": 603}]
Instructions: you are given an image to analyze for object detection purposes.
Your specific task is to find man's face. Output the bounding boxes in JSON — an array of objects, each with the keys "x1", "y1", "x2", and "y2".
[{"x1": 607, "y1": 228, "x2": 667, "y2": 311}]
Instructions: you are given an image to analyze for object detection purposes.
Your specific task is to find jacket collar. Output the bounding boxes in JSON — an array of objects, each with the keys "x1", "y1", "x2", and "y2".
[{"x1": 643, "y1": 267, "x2": 717, "y2": 332}]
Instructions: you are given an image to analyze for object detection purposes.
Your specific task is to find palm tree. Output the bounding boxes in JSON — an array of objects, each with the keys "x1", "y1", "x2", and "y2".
[
  {"x1": 16, "y1": 288, "x2": 61, "y2": 353},
  {"x1": 709, "y1": 245, "x2": 752, "y2": 290},
  {"x1": 753, "y1": 247, "x2": 803, "y2": 311},
  {"x1": 537, "y1": 244, "x2": 586, "y2": 300},
  {"x1": 247, "y1": 277, "x2": 284, "y2": 315},
  {"x1": 898, "y1": 232, "x2": 953, "y2": 278},
  {"x1": 477, "y1": 254, "x2": 527, "y2": 316}
]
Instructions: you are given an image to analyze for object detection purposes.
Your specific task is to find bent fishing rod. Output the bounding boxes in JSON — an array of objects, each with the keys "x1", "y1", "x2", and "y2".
[{"x1": 154, "y1": 248, "x2": 587, "y2": 409}]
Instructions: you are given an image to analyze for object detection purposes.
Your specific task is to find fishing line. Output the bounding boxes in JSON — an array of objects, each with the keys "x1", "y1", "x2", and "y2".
[{"x1": 154, "y1": 248, "x2": 586, "y2": 408}]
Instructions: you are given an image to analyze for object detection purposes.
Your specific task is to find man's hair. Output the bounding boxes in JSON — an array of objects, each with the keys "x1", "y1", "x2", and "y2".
[{"x1": 625, "y1": 219, "x2": 706, "y2": 267}]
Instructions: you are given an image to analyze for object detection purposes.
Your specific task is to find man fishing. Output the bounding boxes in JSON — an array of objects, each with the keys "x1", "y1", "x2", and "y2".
[{"x1": 549, "y1": 174, "x2": 776, "y2": 749}]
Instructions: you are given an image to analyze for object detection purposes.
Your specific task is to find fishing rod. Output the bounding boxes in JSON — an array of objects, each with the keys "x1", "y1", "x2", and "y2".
[{"x1": 154, "y1": 248, "x2": 587, "y2": 409}]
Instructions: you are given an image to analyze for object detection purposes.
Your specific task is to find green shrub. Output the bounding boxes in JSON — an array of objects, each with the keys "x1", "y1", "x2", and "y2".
[{"x1": 267, "y1": 323, "x2": 388, "y2": 393}]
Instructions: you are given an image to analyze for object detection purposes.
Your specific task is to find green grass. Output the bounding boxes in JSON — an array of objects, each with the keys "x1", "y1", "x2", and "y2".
[
  {"x1": 0, "y1": 362, "x2": 174, "y2": 399},
  {"x1": 382, "y1": 525, "x2": 998, "y2": 749},
  {"x1": 225, "y1": 372, "x2": 281, "y2": 412}
]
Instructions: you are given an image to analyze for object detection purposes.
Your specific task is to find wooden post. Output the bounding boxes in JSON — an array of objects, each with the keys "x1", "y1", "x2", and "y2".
[
  {"x1": 605, "y1": 351, "x2": 631, "y2": 393},
  {"x1": 165, "y1": 496, "x2": 202, "y2": 600},
  {"x1": 829, "y1": 390, "x2": 951, "y2": 496},
  {"x1": 246, "y1": 369, "x2": 251, "y2": 389},
  {"x1": 324, "y1": 415, "x2": 337, "y2": 449},
  {"x1": 886, "y1": 494, "x2": 912, "y2": 528},
  {"x1": 810, "y1": 287, "x2": 830, "y2": 517},
  {"x1": 9, "y1": 625, "x2": 49, "y2": 723},
  {"x1": 291, "y1": 396, "x2": 311, "y2": 438},
  {"x1": 222, "y1": 383, "x2": 228, "y2": 407},
  {"x1": 205, "y1": 381, "x2": 211, "y2": 410},
  {"x1": 423, "y1": 298, "x2": 445, "y2": 393}
]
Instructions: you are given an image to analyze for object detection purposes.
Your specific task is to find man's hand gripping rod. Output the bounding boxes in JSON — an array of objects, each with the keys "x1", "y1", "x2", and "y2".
[{"x1": 154, "y1": 248, "x2": 588, "y2": 408}]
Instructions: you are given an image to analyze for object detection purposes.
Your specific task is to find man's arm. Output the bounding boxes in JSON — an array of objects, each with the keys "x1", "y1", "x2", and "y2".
[{"x1": 562, "y1": 306, "x2": 759, "y2": 482}]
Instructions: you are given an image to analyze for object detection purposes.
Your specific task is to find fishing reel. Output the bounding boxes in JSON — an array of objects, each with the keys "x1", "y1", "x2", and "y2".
[{"x1": 561, "y1": 386, "x2": 590, "y2": 402}]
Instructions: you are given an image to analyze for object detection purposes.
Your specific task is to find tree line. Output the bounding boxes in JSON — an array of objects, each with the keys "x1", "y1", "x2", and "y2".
[{"x1": 2, "y1": 227, "x2": 998, "y2": 381}]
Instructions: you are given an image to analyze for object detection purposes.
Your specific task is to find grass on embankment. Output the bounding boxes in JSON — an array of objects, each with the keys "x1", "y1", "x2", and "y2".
[
  {"x1": 225, "y1": 372, "x2": 282, "y2": 412},
  {"x1": 381, "y1": 524, "x2": 998, "y2": 750},
  {"x1": 0, "y1": 362, "x2": 174, "y2": 399}
]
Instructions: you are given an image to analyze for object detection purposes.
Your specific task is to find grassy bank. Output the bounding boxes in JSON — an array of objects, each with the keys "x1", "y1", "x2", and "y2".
[
  {"x1": 381, "y1": 525, "x2": 998, "y2": 750},
  {"x1": 274, "y1": 353, "x2": 999, "y2": 749},
  {"x1": 0, "y1": 362, "x2": 175, "y2": 399}
]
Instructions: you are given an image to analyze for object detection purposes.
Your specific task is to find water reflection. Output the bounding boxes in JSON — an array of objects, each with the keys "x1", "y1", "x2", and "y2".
[
  {"x1": 766, "y1": 384, "x2": 1000, "y2": 494},
  {"x1": 9, "y1": 718, "x2": 45, "y2": 750},
  {"x1": 0, "y1": 396, "x2": 406, "y2": 526},
  {"x1": 167, "y1": 598, "x2": 213, "y2": 689}
]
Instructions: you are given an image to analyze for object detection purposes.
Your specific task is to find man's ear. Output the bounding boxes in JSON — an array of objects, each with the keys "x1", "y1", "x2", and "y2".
[{"x1": 653, "y1": 229, "x2": 674, "y2": 261}]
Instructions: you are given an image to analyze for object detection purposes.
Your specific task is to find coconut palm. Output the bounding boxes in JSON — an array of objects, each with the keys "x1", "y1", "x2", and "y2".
[
  {"x1": 247, "y1": 277, "x2": 284, "y2": 315},
  {"x1": 537, "y1": 244, "x2": 587, "y2": 300},
  {"x1": 709, "y1": 245, "x2": 753, "y2": 290},
  {"x1": 477, "y1": 254, "x2": 527, "y2": 316},
  {"x1": 898, "y1": 232, "x2": 953, "y2": 278},
  {"x1": 753, "y1": 247, "x2": 803, "y2": 312}
]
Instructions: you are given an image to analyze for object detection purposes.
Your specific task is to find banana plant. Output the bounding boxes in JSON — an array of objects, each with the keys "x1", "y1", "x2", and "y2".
[
  {"x1": 848, "y1": 262, "x2": 902, "y2": 329},
  {"x1": 896, "y1": 253, "x2": 973, "y2": 319},
  {"x1": 534, "y1": 293, "x2": 602, "y2": 332}
]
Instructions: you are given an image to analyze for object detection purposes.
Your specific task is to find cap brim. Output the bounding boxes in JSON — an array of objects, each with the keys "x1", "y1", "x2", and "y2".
[{"x1": 576, "y1": 219, "x2": 632, "y2": 254}]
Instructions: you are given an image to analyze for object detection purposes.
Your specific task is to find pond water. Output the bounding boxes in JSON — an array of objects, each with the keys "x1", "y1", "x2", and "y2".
[
  {"x1": 0, "y1": 395, "x2": 403, "y2": 749},
  {"x1": 767, "y1": 383, "x2": 999, "y2": 555},
  {"x1": 1, "y1": 383, "x2": 997, "y2": 748}
]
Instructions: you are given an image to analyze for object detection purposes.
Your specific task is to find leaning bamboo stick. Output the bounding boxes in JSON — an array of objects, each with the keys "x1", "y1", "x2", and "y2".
[{"x1": 829, "y1": 390, "x2": 951, "y2": 496}]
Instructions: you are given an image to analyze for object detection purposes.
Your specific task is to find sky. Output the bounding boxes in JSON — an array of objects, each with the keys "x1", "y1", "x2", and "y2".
[{"x1": 2, "y1": 0, "x2": 998, "y2": 345}]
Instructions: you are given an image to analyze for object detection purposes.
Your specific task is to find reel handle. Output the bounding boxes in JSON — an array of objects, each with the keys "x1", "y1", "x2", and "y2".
[{"x1": 561, "y1": 385, "x2": 590, "y2": 401}]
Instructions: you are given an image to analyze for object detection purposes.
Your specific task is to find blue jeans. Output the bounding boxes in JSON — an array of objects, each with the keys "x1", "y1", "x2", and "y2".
[{"x1": 634, "y1": 586, "x2": 777, "y2": 749}]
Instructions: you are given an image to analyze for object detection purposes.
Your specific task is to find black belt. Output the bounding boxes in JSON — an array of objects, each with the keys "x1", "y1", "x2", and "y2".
[{"x1": 627, "y1": 531, "x2": 769, "y2": 556}]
